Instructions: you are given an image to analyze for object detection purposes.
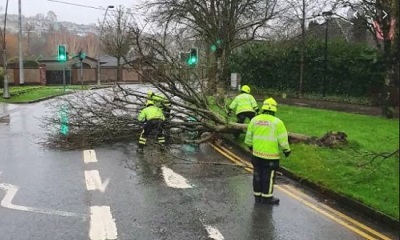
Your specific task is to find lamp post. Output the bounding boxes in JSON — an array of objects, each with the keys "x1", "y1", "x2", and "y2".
[
  {"x1": 2, "y1": 0, "x2": 10, "y2": 99},
  {"x1": 322, "y1": 11, "x2": 332, "y2": 97},
  {"x1": 97, "y1": 5, "x2": 114, "y2": 86},
  {"x1": 18, "y1": 0, "x2": 24, "y2": 85}
]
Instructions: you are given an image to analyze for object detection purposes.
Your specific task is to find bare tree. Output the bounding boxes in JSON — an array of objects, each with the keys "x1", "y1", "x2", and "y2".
[
  {"x1": 274, "y1": 0, "x2": 338, "y2": 96},
  {"x1": 338, "y1": 0, "x2": 398, "y2": 117},
  {"x1": 100, "y1": 5, "x2": 135, "y2": 83},
  {"x1": 141, "y1": 0, "x2": 283, "y2": 92},
  {"x1": 24, "y1": 21, "x2": 35, "y2": 56},
  {"x1": 81, "y1": 33, "x2": 99, "y2": 58}
]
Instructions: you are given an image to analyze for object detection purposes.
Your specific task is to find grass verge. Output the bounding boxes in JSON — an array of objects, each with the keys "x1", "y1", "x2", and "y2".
[
  {"x1": 224, "y1": 103, "x2": 399, "y2": 219},
  {"x1": 0, "y1": 85, "x2": 89, "y2": 103}
]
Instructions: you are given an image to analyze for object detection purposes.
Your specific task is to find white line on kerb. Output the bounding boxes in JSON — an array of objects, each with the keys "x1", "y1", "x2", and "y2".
[
  {"x1": 0, "y1": 183, "x2": 84, "y2": 218},
  {"x1": 161, "y1": 165, "x2": 193, "y2": 189},
  {"x1": 84, "y1": 170, "x2": 110, "y2": 193},
  {"x1": 205, "y1": 225, "x2": 225, "y2": 240},
  {"x1": 90, "y1": 206, "x2": 118, "y2": 240},
  {"x1": 83, "y1": 150, "x2": 98, "y2": 163}
]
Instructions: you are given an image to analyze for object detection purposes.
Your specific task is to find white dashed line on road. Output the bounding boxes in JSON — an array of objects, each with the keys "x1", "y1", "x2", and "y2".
[
  {"x1": 84, "y1": 170, "x2": 110, "y2": 193},
  {"x1": 89, "y1": 206, "x2": 118, "y2": 240},
  {"x1": 161, "y1": 165, "x2": 193, "y2": 189},
  {"x1": 83, "y1": 150, "x2": 98, "y2": 163},
  {"x1": 204, "y1": 225, "x2": 225, "y2": 240}
]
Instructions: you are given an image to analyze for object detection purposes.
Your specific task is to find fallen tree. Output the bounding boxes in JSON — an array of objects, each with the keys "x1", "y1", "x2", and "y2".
[{"x1": 41, "y1": 16, "x2": 348, "y2": 150}]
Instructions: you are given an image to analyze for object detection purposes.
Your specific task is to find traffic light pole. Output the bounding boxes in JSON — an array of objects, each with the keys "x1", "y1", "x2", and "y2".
[
  {"x1": 62, "y1": 61, "x2": 66, "y2": 93},
  {"x1": 80, "y1": 60, "x2": 83, "y2": 89}
]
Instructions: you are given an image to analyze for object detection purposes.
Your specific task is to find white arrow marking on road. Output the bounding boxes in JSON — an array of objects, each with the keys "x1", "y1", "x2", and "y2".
[
  {"x1": 382, "y1": 10, "x2": 388, "y2": 19},
  {"x1": 89, "y1": 206, "x2": 118, "y2": 240},
  {"x1": 161, "y1": 165, "x2": 193, "y2": 189},
  {"x1": 84, "y1": 149, "x2": 98, "y2": 163},
  {"x1": 205, "y1": 225, "x2": 225, "y2": 240},
  {"x1": 84, "y1": 170, "x2": 110, "y2": 193},
  {"x1": 353, "y1": 11, "x2": 358, "y2": 19},
  {"x1": 0, "y1": 183, "x2": 84, "y2": 218}
]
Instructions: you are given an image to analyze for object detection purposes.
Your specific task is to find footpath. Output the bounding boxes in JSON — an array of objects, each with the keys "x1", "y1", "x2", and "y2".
[{"x1": 253, "y1": 94, "x2": 399, "y2": 118}]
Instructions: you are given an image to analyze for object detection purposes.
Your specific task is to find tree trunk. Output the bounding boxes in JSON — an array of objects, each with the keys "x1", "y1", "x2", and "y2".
[{"x1": 116, "y1": 57, "x2": 121, "y2": 83}]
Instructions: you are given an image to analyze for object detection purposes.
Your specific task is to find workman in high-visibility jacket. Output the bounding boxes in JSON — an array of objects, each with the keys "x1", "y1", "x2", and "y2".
[
  {"x1": 137, "y1": 100, "x2": 166, "y2": 153},
  {"x1": 245, "y1": 97, "x2": 291, "y2": 205},
  {"x1": 147, "y1": 91, "x2": 172, "y2": 119},
  {"x1": 228, "y1": 85, "x2": 259, "y2": 139}
]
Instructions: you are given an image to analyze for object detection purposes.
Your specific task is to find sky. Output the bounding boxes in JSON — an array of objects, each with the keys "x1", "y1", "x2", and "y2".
[{"x1": 4, "y1": 0, "x2": 140, "y2": 25}]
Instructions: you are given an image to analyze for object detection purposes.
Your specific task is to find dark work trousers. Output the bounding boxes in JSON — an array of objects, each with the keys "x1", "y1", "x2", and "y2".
[
  {"x1": 251, "y1": 156, "x2": 279, "y2": 199},
  {"x1": 234, "y1": 111, "x2": 256, "y2": 138},
  {"x1": 138, "y1": 119, "x2": 165, "y2": 149},
  {"x1": 162, "y1": 106, "x2": 171, "y2": 120}
]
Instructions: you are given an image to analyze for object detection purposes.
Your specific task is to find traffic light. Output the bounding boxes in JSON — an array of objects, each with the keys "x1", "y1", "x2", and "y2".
[
  {"x1": 187, "y1": 48, "x2": 198, "y2": 66},
  {"x1": 58, "y1": 45, "x2": 67, "y2": 62},
  {"x1": 211, "y1": 39, "x2": 222, "y2": 52}
]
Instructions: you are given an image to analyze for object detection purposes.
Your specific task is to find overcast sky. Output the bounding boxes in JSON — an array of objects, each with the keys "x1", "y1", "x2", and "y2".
[{"x1": 4, "y1": 0, "x2": 141, "y2": 25}]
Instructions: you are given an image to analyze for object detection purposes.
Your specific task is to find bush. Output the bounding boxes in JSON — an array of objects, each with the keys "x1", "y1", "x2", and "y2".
[{"x1": 229, "y1": 40, "x2": 385, "y2": 98}]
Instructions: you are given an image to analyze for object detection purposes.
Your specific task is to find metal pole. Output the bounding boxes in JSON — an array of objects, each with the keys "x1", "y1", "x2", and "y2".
[
  {"x1": 63, "y1": 61, "x2": 66, "y2": 92},
  {"x1": 2, "y1": 0, "x2": 10, "y2": 99},
  {"x1": 80, "y1": 60, "x2": 83, "y2": 89},
  {"x1": 18, "y1": 0, "x2": 24, "y2": 85},
  {"x1": 323, "y1": 20, "x2": 328, "y2": 97}
]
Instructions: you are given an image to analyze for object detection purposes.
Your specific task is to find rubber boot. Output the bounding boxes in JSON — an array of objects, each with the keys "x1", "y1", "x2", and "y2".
[
  {"x1": 136, "y1": 145, "x2": 144, "y2": 154},
  {"x1": 255, "y1": 196, "x2": 262, "y2": 203},
  {"x1": 262, "y1": 197, "x2": 280, "y2": 205}
]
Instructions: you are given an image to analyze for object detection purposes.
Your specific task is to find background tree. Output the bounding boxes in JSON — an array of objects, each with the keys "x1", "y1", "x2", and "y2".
[
  {"x1": 24, "y1": 21, "x2": 35, "y2": 56},
  {"x1": 141, "y1": 0, "x2": 282, "y2": 92},
  {"x1": 81, "y1": 33, "x2": 99, "y2": 58},
  {"x1": 100, "y1": 5, "x2": 135, "y2": 83},
  {"x1": 281, "y1": 0, "x2": 338, "y2": 97},
  {"x1": 339, "y1": 0, "x2": 398, "y2": 117}
]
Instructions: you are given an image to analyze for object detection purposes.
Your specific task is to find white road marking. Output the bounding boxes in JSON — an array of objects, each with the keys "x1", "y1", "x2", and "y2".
[
  {"x1": 161, "y1": 165, "x2": 193, "y2": 189},
  {"x1": 89, "y1": 206, "x2": 118, "y2": 240},
  {"x1": 84, "y1": 170, "x2": 109, "y2": 193},
  {"x1": 0, "y1": 183, "x2": 84, "y2": 218},
  {"x1": 83, "y1": 150, "x2": 98, "y2": 163},
  {"x1": 205, "y1": 225, "x2": 225, "y2": 240}
]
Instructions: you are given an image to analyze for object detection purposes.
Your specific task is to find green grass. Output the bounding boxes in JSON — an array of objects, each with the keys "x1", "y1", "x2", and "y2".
[
  {"x1": 0, "y1": 85, "x2": 89, "y2": 103},
  {"x1": 220, "y1": 101, "x2": 399, "y2": 219}
]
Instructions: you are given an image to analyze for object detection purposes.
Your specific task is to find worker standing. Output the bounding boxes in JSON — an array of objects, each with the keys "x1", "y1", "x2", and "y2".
[
  {"x1": 228, "y1": 85, "x2": 259, "y2": 139},
  {"x1": 244, "y1": 98, "x2": 291, "y2": 204},
  {"x1": 147, "y1": 91, "x2": 172, "y2": 119},
  {"x1": 137, "y1": 100, "x2": 166, "y2": 153}
]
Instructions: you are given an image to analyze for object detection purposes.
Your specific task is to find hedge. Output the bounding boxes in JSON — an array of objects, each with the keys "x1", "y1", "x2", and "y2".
[{"x1": 229, "y1": 40, "x2": 385, "y2": 98}]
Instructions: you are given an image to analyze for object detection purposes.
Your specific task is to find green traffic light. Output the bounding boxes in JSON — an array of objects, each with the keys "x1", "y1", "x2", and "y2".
[
  {"x1": 58, "y1": 45, "x2": 67, "y2": 62},
  {"x1": 187, "y1": 56, "x2": 197, "y2": 65}
]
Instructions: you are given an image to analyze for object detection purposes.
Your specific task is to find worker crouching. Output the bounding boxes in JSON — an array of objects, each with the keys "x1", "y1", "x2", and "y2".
[{"x1": 137, "y1": 100, "x2": 166, "y2": 153}]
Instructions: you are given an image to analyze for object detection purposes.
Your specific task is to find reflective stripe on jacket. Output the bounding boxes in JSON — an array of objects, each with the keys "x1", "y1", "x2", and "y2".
[
  {"x1": 244, "y1": 114, "x2": 290, "y2": 160},
  {"x1": 229, "y1": 93, "x2": 258, "y2": 115},
  {"x1": 138, "y1": 106, "x2": 165, "y2": 122}
]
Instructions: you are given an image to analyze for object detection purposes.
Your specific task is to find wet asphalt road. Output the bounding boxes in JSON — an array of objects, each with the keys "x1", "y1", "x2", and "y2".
[{"x1": 0, "y1": 97, "x2": 398, "y2": 240}]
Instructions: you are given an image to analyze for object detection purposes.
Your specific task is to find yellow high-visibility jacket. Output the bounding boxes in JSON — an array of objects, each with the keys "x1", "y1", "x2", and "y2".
[
  {"x1": 229, "y1": 93, "x2": 258, "y2": 115},
  {"x1": 138, "y1": 106, "x2": 165, "y2": 122},
  {"x1": 245, "y1": 113, "x2": 290, "y2": 160},
  {"x1": 149, "y1": 94, "x2": 171, "y2": 109}
]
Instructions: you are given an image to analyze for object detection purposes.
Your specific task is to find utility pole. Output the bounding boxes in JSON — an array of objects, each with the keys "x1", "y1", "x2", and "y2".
[
  {"x1": 2, "y1": 0, "x2": 10, "y2": 99},
  {"x1": 18, "y1": 0, "x2": 24, "y2": 85}
]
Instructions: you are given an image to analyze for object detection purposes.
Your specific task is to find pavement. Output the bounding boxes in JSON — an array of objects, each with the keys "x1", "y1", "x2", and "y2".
[{"x1": 0, "y1": 95, "x2": 398, "y2": 240}]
